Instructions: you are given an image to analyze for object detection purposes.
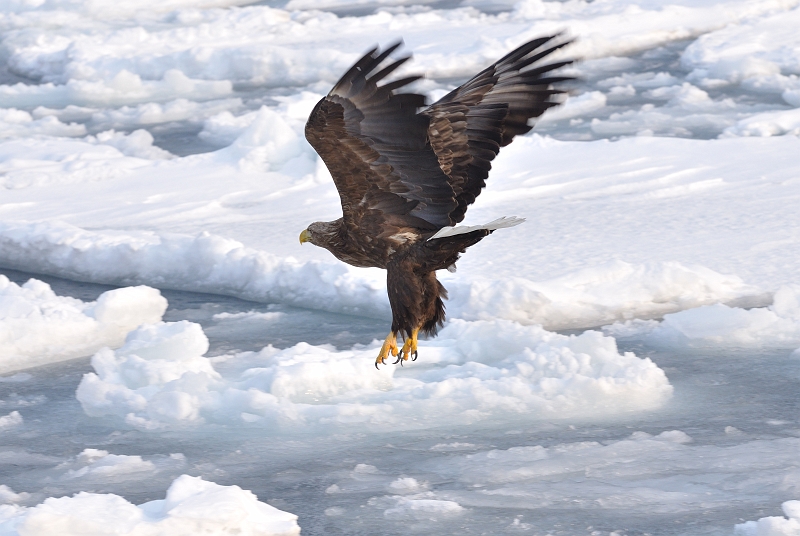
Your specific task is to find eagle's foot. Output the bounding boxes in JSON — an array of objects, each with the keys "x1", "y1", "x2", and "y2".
[
  {"x1": 396, "y1": 327, "x2": 419, "y2": 365},
  {"x1": 375, "y1": 332, "x2": 399, "y2": 369}
]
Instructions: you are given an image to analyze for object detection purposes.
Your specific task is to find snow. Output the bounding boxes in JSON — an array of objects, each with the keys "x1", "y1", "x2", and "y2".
[
  {"x1": 736, "y1": 501, "x2": 800, "y2": 536},
  {"x1": 0, "y1": 70, "x2": 233, "y2": 109},
  {"x1": 606, "y1": 284, "x2": 800, "y2": 348},
  {"x1": 76, "y1": 317, "x2": 671, "y2": 430},
  {"x1": 722, "y1": 107, "x2": 800, "y2": 137},
  {"x1": 682, "y1": 5, "x2": 800, "y2": 89},
  {"x1": 0, "y1": 475, "x2": 300, "y2": 536},
  {"x1": 0, "y1": 412, "x2": 22, "y2": 430},
  {"x1": 53, "y1": 449, "x2": 186, "y2": 482},
  {"x1": 0, "y1": 276, "x2": 167, "y2": 373},
  {"x1": 2, "y1": 0, "x2": 800, "y2": 533},
  {"x1": 0, "y1": 221, "x2": 761, "y2": 330}
]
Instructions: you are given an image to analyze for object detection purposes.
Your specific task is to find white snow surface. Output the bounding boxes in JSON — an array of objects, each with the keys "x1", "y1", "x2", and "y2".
[
  {"x1": 682, "y1": 5, "x2": 800, "y2": 90},
  {"x1": 0, "y1": 276, "x2": 167, "y2": 373},
  {"x1": 0, "y1": 0, "x2": 799, "y2": 329},
  {"x1": 0, "y1": 475, "x2": 300, "y2": 536},
  {"x1": 76, "y1": 319, "x2": 671, "y2": 430},
  {"x1": 606, "y1": 284, "x2": 800, "y2": 348},
  {"x1": 3, "y1": 1, "x2": 800, "y2": 533},
  {"x1": 0, "y1": 220, "x2": 760, "y2": 330}
]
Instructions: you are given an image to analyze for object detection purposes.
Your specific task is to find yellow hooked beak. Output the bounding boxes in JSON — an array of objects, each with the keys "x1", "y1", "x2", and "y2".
[{"x1": 299, "y1": 229, "x2": 311, "y2": 245}]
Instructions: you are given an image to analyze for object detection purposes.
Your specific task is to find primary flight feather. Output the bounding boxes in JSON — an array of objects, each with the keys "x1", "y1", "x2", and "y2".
[{"x1": 300, "y1": 36, "x2": 573, "y2": 367}]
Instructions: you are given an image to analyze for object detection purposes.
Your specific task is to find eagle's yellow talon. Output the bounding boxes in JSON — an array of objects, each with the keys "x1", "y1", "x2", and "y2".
[
  {"x1": 375, "y1": 332, "x2": 399, "y2": 368},
  {"x1": 399, "y1": 327, "x2": 420, "y2": 362}
]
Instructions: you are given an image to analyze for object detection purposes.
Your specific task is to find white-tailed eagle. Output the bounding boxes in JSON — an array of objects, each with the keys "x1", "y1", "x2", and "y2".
[{"x1": 300, "y1": 36, "x2": 573, "y2": 367}]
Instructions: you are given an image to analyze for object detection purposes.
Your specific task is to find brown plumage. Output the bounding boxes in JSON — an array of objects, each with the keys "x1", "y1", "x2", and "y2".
[{"x1": 300, "y1": 36, "x2": 573, "y2": 367}]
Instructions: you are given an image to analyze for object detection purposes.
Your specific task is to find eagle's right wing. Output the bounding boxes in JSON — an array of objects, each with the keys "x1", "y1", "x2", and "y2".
[{"x1": 422, "y1": 35, "x2": 573, "y2": 224}]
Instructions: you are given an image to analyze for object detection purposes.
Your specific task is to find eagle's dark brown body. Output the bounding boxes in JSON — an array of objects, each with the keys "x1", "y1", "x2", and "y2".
[{"x1": 300, "y1": 36, "x2": 572, "y2": 365}]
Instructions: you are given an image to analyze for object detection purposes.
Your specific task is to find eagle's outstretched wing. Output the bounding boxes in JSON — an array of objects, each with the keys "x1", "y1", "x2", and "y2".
[
  {"x1": 423, "y1": 35, "x2": 573, "y2": 224},
  {"x1": 305, "y1": 43, "x2": 455, "y2": 232},
  {"x1": 304, "y1": 37, "x2": 572, "y2": 234}
]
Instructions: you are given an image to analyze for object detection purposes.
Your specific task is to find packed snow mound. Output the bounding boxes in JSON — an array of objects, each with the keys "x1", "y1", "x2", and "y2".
[
  {"x1": 446, "y1": 260, "x2": 760, "y2": 329},
  {"x1": 0, "y1": 475, "x2": 300, "y2": 536},
  {"x1": 721, "y1": 108, "x2": 800, "y2": 138},
  {"x1": 0, "y1": 221, "x2": 762, "y2": 330},
  {"x1": 682, "y1": 5, "x2": 800, "y2": 91},
  {"x1": 605, "y1": 284, "x2": 800, "y2": 348},
  {"x1": 0, "y1": 276, "x2": 167, "y2": 373},
  {"x1": 213, "y1": 106, "x2": 305, "y2": 172},
  {"x1": 76, "y1": 319, "x2": 672, "y2": 430},
  {"x1": 735, "y1": 501, "x2": 800, "y2": 536},
  {"x1": 0, "y1": 220, "x2": 388, "y2": 319},
  {"x1": 0, "y1": 109, "x2": 85, "y2": 140}
]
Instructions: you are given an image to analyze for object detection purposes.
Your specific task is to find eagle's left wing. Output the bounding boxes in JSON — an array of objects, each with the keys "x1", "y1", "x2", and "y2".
[{"x1": 305, "y1": 44, "x2": 458, "y2": 231}]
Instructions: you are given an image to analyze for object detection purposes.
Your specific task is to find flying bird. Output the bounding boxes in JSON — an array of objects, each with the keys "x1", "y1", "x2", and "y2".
[{"x1": 300, "y1": 36, "x2": 573, "y2": 368}]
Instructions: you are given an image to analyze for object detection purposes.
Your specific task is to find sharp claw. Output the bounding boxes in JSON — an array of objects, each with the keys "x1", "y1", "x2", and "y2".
[
  {"x1": 412, "y1": 351, "x2": 418, "y2": 361},
  {"x1": 393, "y1": 353, "x2": 402, "y2": 365},
  {"x1": 376, "y1": 332, "x2": 398, "y2": 369}
]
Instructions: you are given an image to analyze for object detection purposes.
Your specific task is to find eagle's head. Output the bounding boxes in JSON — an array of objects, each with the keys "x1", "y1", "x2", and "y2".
[{"x1": 299, "y1": 221, "x2": 340, "y2": 248}]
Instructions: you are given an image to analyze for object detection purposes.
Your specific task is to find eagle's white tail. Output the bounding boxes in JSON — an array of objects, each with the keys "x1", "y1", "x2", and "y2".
[{"x1": 427, "y1": 216, "x2": 525, "y2": 241}]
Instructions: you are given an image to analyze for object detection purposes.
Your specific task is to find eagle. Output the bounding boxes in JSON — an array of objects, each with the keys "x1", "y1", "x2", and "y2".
[{"x1": 300, "y1": 36, "x2": 572, "y2": 368}]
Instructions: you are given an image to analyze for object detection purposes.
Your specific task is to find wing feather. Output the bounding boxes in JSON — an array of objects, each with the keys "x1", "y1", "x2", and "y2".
[
  {"x1": 422, "y1": 35, "x2": 574, "y2": 224},
  {"x1": 306, "y1": 44, "x2": 458, "y2": 231},
  {"x1": 304, "y1": 37, "x2": 573, "y2": 238}
]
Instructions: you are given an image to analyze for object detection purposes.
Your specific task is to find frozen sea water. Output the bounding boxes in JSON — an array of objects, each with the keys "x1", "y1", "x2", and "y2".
[
  {"x1": 1, "y1": 271, "x2": 799, "y2": 535},
  {"x1": 3, "y1": 0, "x2": 800, "y2": 533},
  {"x1": 87, "y1": 37, "x2": 798, "y2": 156}
]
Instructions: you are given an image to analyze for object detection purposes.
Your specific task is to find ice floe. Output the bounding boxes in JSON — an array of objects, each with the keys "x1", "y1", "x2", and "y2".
[
  {"x1": 76, "y1": 318, "x2": 672, "y2": 430},
  {"x1": 736, "y1": 501, "x2": 800, "y2": 536},
  {"x1": 0, "y1": 71, "x2": 233, "y2": 109},
  {"x1": 0, "y1": 412, "x2": 22, "y2": 431},
  {"x1": 0, "y1": 220, "x2": 762, "y2": 330},
  {"x1": 605, "y1": 284, "x2": 800, "y2": 349},
  {"x1": 682, "y1": 5, "x2": 800, "y2": 90},
  {"x1": 0, "y1": 276, "x2": 166, "y2": 373},
  {"x1": 0, "y1": 475, "x2": 299, "y2": 536},
  {"x1": 320, "y1": 430, "x2": 800, "y2": 519},
  {"x1": 50, "y1": 449, "x2": 186, "y2": 483},
  {"x1": 2, "y1": 0, "x2": 800, "y2": 533},
  {"x1": 722, "y1": 107, "x2": 800, "y2": 138}
]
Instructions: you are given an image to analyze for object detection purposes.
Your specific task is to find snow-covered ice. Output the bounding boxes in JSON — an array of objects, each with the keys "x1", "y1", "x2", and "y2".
[
  {"x1": 2, "y1": 0, "x2": 800, "y2": 533},
  {"x1": 0, "y1": 475, "x2": 300, "y2": 536},
  {"x1": 736, "y1": 501, "x2": 800, "y2": 536},
  {"x1": 0, "y1": 276, "x2": 166, "y2": 373},
  {"x1": 606, "y1": 284, "x2": 800, "y2": 348},
  {"x1": 75, "y1": 318, "x2": 671, "y2": 430},
  {"x1": 0, "y1": 220, "x2": 763, "y2": 329}
]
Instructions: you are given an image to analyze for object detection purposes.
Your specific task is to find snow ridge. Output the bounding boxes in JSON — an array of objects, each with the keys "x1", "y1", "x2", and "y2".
[{"x1": 0, "y1": 221, "x2": 762, "y2": 331}]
